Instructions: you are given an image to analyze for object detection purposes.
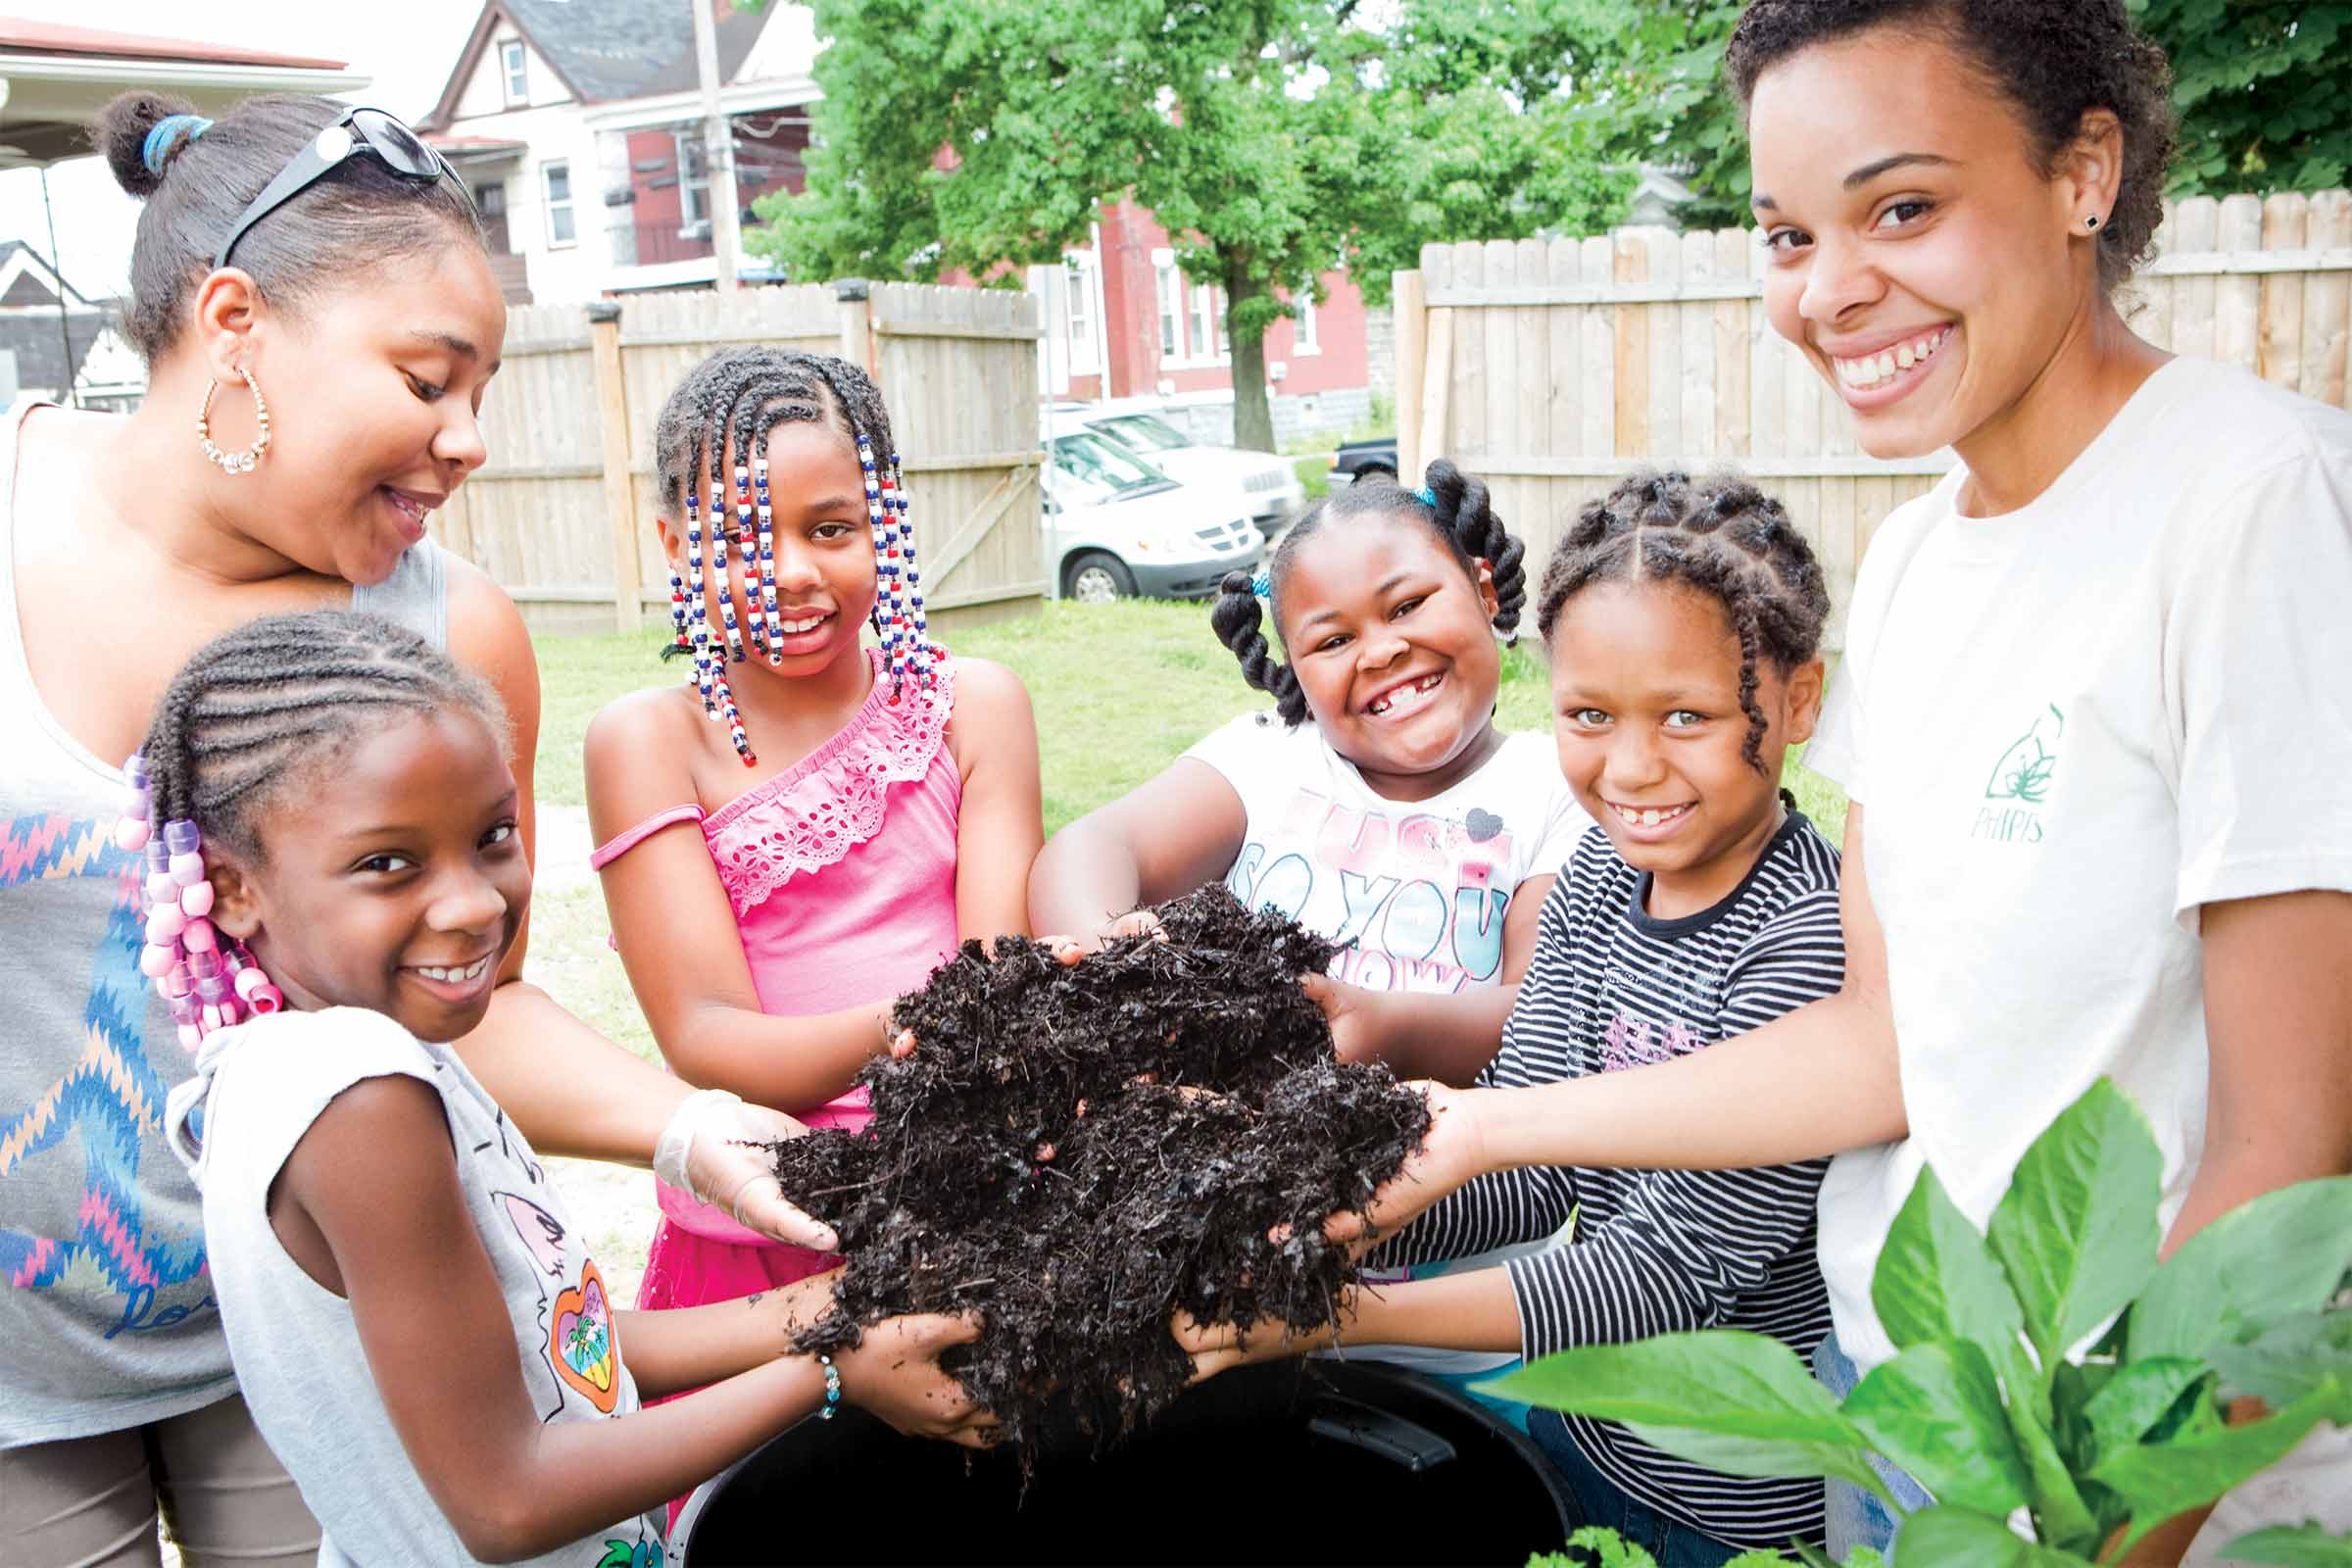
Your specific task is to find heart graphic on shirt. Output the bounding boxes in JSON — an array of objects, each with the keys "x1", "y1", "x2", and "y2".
[
  {"x1": 1465, "y1": 808, "x2": 1504, "y2": 843},
  {"x1": 551, "y1": 1261, "x2": 619, "y2": 1413}
]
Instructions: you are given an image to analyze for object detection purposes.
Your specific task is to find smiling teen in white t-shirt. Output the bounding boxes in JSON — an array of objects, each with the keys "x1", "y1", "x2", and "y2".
[{"x1": 1320, "y1": 6, "x2": 2352, "y2": 1561}]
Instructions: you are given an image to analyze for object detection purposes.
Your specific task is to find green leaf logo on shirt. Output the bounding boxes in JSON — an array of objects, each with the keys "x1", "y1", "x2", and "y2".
[{"x1": 1986, "y1": 706, "x2": 2066, "y2": 805}]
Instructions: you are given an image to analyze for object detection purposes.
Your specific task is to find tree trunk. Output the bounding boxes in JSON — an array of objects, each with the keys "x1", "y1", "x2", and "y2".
[{"x1": 1223, "y1": 255, "x2": 1276, "y2": 454}]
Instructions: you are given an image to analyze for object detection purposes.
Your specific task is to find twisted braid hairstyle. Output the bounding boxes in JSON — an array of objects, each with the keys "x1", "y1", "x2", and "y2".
[
  {"x1": 139, "y1": 611, "x2": 507, "y2": 861},
  {"x1": 1728, "y1": 0, "x2": 2176, "y2": 293},
  {"x1": 1536, "y1": 470, "x2": 1832, "y2": 772},
  {"x1": 651, "y1": 349, "x2": 936, "y2": 761},
  {"x1": 1208, "y1": 458, "x2": 1526, "y2": 727}
]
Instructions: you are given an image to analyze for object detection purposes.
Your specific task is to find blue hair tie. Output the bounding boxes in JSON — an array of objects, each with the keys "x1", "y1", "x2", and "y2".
[
  {"x1": 1250, "y1": 569, "x2": 1272, "y2": 600},
  {"x1": 1412, "y1": 486, "x2": 1436, "y2": 508},
  {"x1": 142, "y1": 115, "x2": 213, "y2": 176}
]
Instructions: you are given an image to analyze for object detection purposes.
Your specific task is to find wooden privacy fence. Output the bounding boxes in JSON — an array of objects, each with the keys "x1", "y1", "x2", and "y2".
[
  {"x1": 430, "y1": 281, "x2": 1046, "y2": 634},
  {"x1": 1396, "y1": 190, "x2": 2352, "y2": 640}
]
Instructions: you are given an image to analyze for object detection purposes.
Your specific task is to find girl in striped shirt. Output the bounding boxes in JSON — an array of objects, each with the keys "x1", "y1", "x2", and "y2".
[{"x1": 1190, "y1": 470, "x2": 1844, "y2": 1565}]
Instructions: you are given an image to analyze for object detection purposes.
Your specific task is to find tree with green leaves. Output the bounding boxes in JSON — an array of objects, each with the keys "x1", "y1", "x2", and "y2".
[
  {"x1": 1539, "y1": 1, "x2": 2352, "y2": 231},
  {"x1": 747, "y1": 0, "x2": 1627, "y2": 452}
]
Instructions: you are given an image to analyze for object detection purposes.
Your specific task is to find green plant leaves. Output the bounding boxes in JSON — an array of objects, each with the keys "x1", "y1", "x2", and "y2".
[
  {"x1": 1985, "y1": 1081, "x2": 2163, "y2": 1375},
  {"x1": 1842, "y1": 1343, "x2": 2033, "y2": 1518},
  {"x1": 2130, "y1": 1177, "x2": 2352, "y2": 1361},
  {"x1": 1874, "y1": 1167, "x2": 2029, "y2": 1363},
  {"x1": 2223, "y1": 1522, "x2": 2352, "y2": 1565},
  {"x1": 2084, "y1": 1355, "x2": 2212, "y2": 1460},
  {"x1": 1890, "y1": 1506, "x2": 2097, "y2": 1567},
  {"x1": 1485, "y1": 1331, "x2": 1892, "y2": 1501},
  {"x1": 2092, "y1": 1386, "x2": 2344, "y2": 1555},
  {"x1": 2210, "y1": 1314, "x2": 2352, "y2": 1413}
]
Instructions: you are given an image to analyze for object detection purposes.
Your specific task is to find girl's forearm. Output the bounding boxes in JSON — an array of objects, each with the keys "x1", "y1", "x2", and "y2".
[
  {"x1": 665, "y1": 999, "x2": 893, "y2": 1112},
  {"x1": 453, "y1": 981, "x2": 682, "y2": 1165},
  {"x1": 1027, "y1": 817, "x2": 1142, "y2": 942},
  {"x1": 476, "y1": 1357, "x2": 824, "y2": 1560},
  {"x1": 1347, "y1": 1271, "x2": 1523, "y2": 1355},
  {"x1": 1477, "y1": 991, "x2": 1904, "y2": 1175},
  {"x1": 613, "y1": 1273, "x2": 837, "y2": 1397},
  {"x1": 1375, "y1": 988, "x2": 1516, "y2": 1086}
]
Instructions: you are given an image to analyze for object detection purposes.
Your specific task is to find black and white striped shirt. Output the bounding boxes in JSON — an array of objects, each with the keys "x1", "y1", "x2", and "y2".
[{"x1": 1381, "y1": 810, "x2": 1843, "y2": 1549}]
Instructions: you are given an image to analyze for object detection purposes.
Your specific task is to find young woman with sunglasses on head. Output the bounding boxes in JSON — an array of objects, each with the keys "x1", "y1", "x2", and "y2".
[
  {"x1": 0, "y1": 92, "x2": 856, "y2": 1563},
  {"x1": 1321, "y1": 4, "x2": 2352, "y2": 1561}
]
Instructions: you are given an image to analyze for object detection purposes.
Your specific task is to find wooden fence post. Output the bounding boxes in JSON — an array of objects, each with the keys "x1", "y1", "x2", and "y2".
[
  {"x1": 586, "y1": 300, "x2": 641, "y2": 632},
  {"x1": 1395, "y1": 268, "x2": 1427, "y2": 479},
  {"x1": 836, "y1": 277, "x2": 877, "y2": 374}
]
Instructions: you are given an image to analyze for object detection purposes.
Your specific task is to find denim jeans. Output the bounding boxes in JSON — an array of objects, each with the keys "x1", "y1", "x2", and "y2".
[
  {"x1": 1527, "y1": 1409, "x2": 1745, "y2": 1568},
  {"x1": 1812, "y1": 1332, "x2": 1936, "y2": 1559}
]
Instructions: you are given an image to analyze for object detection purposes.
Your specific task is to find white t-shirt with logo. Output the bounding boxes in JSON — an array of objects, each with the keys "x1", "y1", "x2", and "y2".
[
  {"x1": 1186, "y1": 710, "x2": 1590, "y2": 993},
  {"x1": 1805, "y1": 357, "x2": 2352, "y2": 1550}
]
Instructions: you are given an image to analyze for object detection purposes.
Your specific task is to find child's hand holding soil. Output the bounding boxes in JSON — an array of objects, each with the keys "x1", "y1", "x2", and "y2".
[{"x1": 761, "y1": 887, "x2": 1433, "y2": 1455}]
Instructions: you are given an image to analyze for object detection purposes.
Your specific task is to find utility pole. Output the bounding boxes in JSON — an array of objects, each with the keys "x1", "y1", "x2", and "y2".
[
  {"x1": 690, "y1": 0, "x2": 743, "y2": 294},
  {"x1": 39, "y1": 168, "x2": 75, "y2": 409}
]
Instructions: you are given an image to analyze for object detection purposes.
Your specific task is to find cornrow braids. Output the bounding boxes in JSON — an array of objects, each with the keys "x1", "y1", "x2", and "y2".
[
  {"x1": 649, "y1": 348, "x2": 935, "y2": 768},
  {"x1": 1207, "y1": 457, "x2": 1526, "y2": 727},
  {"x1": 117, "y1": 610, "x2": 505, "y2": 1050},
  {"x1": 1535, "y1": 470, "x2": 1833, "y2": 771}
]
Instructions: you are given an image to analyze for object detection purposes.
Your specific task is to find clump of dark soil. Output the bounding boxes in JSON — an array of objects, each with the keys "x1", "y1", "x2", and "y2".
[{"x1": 766, "y1": 886, "x2": 1431, "y2": 1454}]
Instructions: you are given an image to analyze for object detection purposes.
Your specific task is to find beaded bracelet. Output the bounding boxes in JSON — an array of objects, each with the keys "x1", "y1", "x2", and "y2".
[{"x1": 817, "y1": 1353, "x2": 842, "y2": 1420}]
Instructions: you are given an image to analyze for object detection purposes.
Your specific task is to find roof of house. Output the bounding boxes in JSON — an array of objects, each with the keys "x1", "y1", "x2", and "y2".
[
  {"x1": 0, "y1": 310, "x2": 117, "y2": 399},
  {"x1": 0, "y1": 21, "x2": 361, "y2": 167},
  {"x1": 422, "y1": 0, "x2": 768, "y2": 128},
  {"x1": 0, "y1": 19, "x2": 343, "y2": 70}
]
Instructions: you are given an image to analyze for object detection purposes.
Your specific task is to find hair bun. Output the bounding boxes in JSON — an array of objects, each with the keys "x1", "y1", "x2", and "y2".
[{"x1": 97, "y1": 91, "x2": 203, "y2": 198}]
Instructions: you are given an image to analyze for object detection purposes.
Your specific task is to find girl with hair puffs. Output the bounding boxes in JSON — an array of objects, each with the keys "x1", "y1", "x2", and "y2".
[{"x1": 1029, "y1": 461, "x2": 1591, "y2": 1396}]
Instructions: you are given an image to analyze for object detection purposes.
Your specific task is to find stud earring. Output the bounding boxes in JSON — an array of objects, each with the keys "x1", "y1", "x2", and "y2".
[
  {"x1": 2083, "y1": 214, "x2": 2101, "y2": 231},
  {"x1": 197, "y1": 368, "x2": 270, "y2": 474}
]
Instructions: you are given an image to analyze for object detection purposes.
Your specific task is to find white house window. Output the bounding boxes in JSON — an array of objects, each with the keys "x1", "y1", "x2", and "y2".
[
  {"x1": 673, "y1": 129, "x2": 710, "y2": 234},
  {"x1": 543, "y1": 161, "x2": 576, "y2": 247},
  {"x1": 1294, "y1": 290, "x2": 1318, "y2": 354},
  {"x1": 1065, "y1": 252, "x2": 1101, "y2": 377},
  {"x1": 500, "y1": 39, "x2": 528, "y2": 105},
  {"x1": 1190, "y1": 280, "x2": 1215, "y2": 365},
  {"x1": 1152, "y1": 249, "x2": 1183, "y2": 359}
]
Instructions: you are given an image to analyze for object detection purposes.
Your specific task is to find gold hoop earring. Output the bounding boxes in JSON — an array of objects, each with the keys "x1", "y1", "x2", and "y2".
[{"x1": 198, "y1": 369, "x2": 271, "y2": 475}]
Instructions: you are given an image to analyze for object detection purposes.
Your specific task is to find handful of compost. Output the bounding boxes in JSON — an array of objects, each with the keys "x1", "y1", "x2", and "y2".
[{"x1": 763, "y1": 886, "x2": 1432, "y2": 1455}]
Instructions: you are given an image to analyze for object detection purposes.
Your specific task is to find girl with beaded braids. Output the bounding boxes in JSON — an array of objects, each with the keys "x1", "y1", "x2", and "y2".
[
  {"x1": 584, "y1": 348, "x2": 1042, "y2": 1349},
  {"x1": 1278, "y1": 4, "x2": 2352, "y2": 1560},
  {"x1": 142, "y1": 611, "x2": 990, "y2": 1567},
  {"x1": 1032, "y1": 458, "x2": 1588, "y2": 1062},
  {"x1": 1190, "y1": 470, "x2": 1844, "y2": 1564},
  {"x1": 0, "y1": 91, "x2": 823, "y2": 1559}
]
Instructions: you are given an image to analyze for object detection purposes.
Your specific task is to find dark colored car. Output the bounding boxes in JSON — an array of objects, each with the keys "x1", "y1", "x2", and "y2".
[{"x1": 1328, "y1": 435, "x2": 1398, "y2": 487}]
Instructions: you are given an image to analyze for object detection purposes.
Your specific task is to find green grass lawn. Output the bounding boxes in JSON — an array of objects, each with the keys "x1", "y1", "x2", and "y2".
[{"x1": 532, "y1": 600, "x2": 1846, "y2": 842}]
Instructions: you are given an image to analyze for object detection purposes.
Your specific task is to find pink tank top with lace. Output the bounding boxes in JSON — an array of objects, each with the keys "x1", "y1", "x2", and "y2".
[{"x1": 592, "y1": 649, "x2": 963, "y2": 1245}]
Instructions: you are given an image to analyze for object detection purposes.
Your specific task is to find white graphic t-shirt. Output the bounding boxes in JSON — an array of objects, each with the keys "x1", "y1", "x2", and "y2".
[{"x1": 1186, "y1": 711, "x2": 1589, "y2": 993}]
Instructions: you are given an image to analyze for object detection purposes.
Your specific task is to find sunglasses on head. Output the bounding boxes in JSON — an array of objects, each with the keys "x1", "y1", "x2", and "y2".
[{"x1": 214, "y1": 107, "x2": 473, "y2": 270}]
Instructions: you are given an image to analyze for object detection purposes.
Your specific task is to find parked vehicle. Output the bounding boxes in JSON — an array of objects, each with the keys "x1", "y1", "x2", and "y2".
[
  {"x1": 1055, "y1": 400, "x2": 1306, "y2": 536},
  {"x1": 1042, "y1": 429, "x2": 1262, "y2": 604},
  {"x1": 1328, "y1": 435, "x2": 1399, "y2": 487}
]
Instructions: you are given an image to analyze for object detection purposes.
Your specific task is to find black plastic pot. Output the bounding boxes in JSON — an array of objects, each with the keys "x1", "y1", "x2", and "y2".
[{"x1": 675, "y1": 1359, "x2": 1580, "y2": 1565}]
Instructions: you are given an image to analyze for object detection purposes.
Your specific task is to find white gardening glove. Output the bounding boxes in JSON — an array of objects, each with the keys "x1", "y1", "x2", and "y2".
[{"x1": 655, "y1": 1088, "x2": 839, "y2": 1251}]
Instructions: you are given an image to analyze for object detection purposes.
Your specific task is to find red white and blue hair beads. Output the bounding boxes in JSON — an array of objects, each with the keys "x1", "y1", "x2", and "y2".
[
  {"x1": 116, "y1": 754, "x2": 281, "y2": 1052},
  {"x1": 753, "y1": 456, "x2": 782, "y2": 662}
]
